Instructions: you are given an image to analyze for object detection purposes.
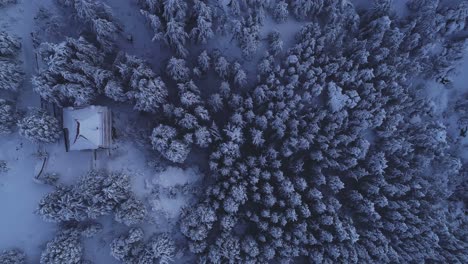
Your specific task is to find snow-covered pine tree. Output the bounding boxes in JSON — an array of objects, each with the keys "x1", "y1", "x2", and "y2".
[
  {"x1": 150, "y1": 124, "x2": 191, "y2": 163},
  {"x1": 268, "y1": 30, "x2": 283, "y2": 56},
  {"x1": 139, "y1": 233, "x2": 176, "y2": 264},
  {"x1": 272, "y1": 1, "x2": 289, "y2": 23},
  {"x1": 62, "y1": 0, "x2": 119, "y2": 51},
  {"x1": 17, "y1": 110, "x2": 61, "y2": 143},
  {"x1": 105, "y1": 52, "x2": 168, "y2": 111},
  {"x1": 190, "y1": 0, "x2": 214, "y2": 44},
  {"x1": 166, "y1": 57, "x2": 190, "y2": 82},
  {"x1": 140, "y1": 9, "x2": 164, "y2": 42},
  {"x1": 232, "y1": 62, "x2": 247, "y2": 88},
  {"x1": 133, "y1": 77, "x2": 168, "y2": 113},
  {"x1": 164, "y1": 18, "x2": 189, "y2": 57},
  {"x1": 110, "y1": 228, "x2": 144, "y2": 264}
]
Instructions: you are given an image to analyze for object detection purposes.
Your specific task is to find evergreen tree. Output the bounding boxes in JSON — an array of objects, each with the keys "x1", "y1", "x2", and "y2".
[{"x1": 166, "y1": 57, "x2": 190, "y2": 82}]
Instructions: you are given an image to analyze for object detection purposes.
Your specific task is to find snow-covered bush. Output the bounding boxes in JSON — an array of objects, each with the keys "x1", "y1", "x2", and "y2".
[
  {"x1": 0, "y1": 99, "x2": 19, "y2": 134},
  {"x1": 35, "y1": 172, "x2": 59, "y2": 186},
  {"x1": 0, "y1": 249, "x2": 26, "y2": 264},
  {"x1": 0, "y1": 31, "x2": 21, "y2": 56},
  {"x1": 0, "y1": 60, "x2": 24, "y2": 91},
  {"x1": 17, "y1": 110, "x2": 61, "y2": 143}
]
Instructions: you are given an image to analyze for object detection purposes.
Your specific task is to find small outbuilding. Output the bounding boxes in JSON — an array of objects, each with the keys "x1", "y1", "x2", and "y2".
[{"x1": 63, "y1": 106, "x2": 112, "y2": 151}]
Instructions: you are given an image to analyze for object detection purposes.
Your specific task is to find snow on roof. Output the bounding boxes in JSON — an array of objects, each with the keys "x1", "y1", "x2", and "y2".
[{"x1": 63, "y1": 106, "x2": 111, "y2": 151}]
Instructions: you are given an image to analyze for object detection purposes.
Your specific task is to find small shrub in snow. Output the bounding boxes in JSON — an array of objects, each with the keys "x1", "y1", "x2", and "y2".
[
  {"x1": 0, "y1": 99, "x2": 19, "y2": 134},
  {"x1": 0, "y1": 160, "x2": 7, "y2": 174},
  {"x1": 0, "y1": 249, "x2": 26, "y2": 264},
  {"x1": 17, "y1": 110, "x2": 61, "y2": 143},
  {"x1": 35, "y1": 172, "x2": 59, "y2": 186},
  {"x1": 0, "y1": 60, "x2": 24, "y2": 91}
]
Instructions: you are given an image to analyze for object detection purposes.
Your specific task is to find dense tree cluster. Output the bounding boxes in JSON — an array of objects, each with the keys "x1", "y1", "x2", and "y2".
[
  {"x1": 110, "y1": 228, "x2": 176, "y2": 264},
  {"x1": 1, "y1": 0, "x2": 465, "y2": 263},
  {"x1": 37, "y1": 170, "x2": 147, "y2": 225},
  {"x1": 175, "y1": 0, "x2": 468, "y2": 263}
]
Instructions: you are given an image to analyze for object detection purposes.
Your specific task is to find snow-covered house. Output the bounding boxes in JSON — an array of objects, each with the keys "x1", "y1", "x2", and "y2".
[{"x1": 63, "y1": 106, "x2": 112, "y2": 151}]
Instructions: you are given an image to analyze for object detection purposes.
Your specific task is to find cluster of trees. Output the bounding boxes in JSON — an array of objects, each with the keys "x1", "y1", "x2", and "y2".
[
  {"x1": 110, "y1": 228, "x2": 177, "y2": 264},
  {"x1": 2, "y1": 0, "x2": 466, "y2": 263},
  {"x1": 174, "y1": 0, "x2": 468, "y2": 263},
  {"x1": 33, "y1": 36, "x2": 170, "y2": 113},
  {"x1": 139, "y1": 0, "x2": 218, "y2": 57},
  {"x1": 33, "y1": 37, "x2": 112, "y2": 106},
  {"x1": 37, "y1": 170, "x2": 147, "y2": 226}
]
